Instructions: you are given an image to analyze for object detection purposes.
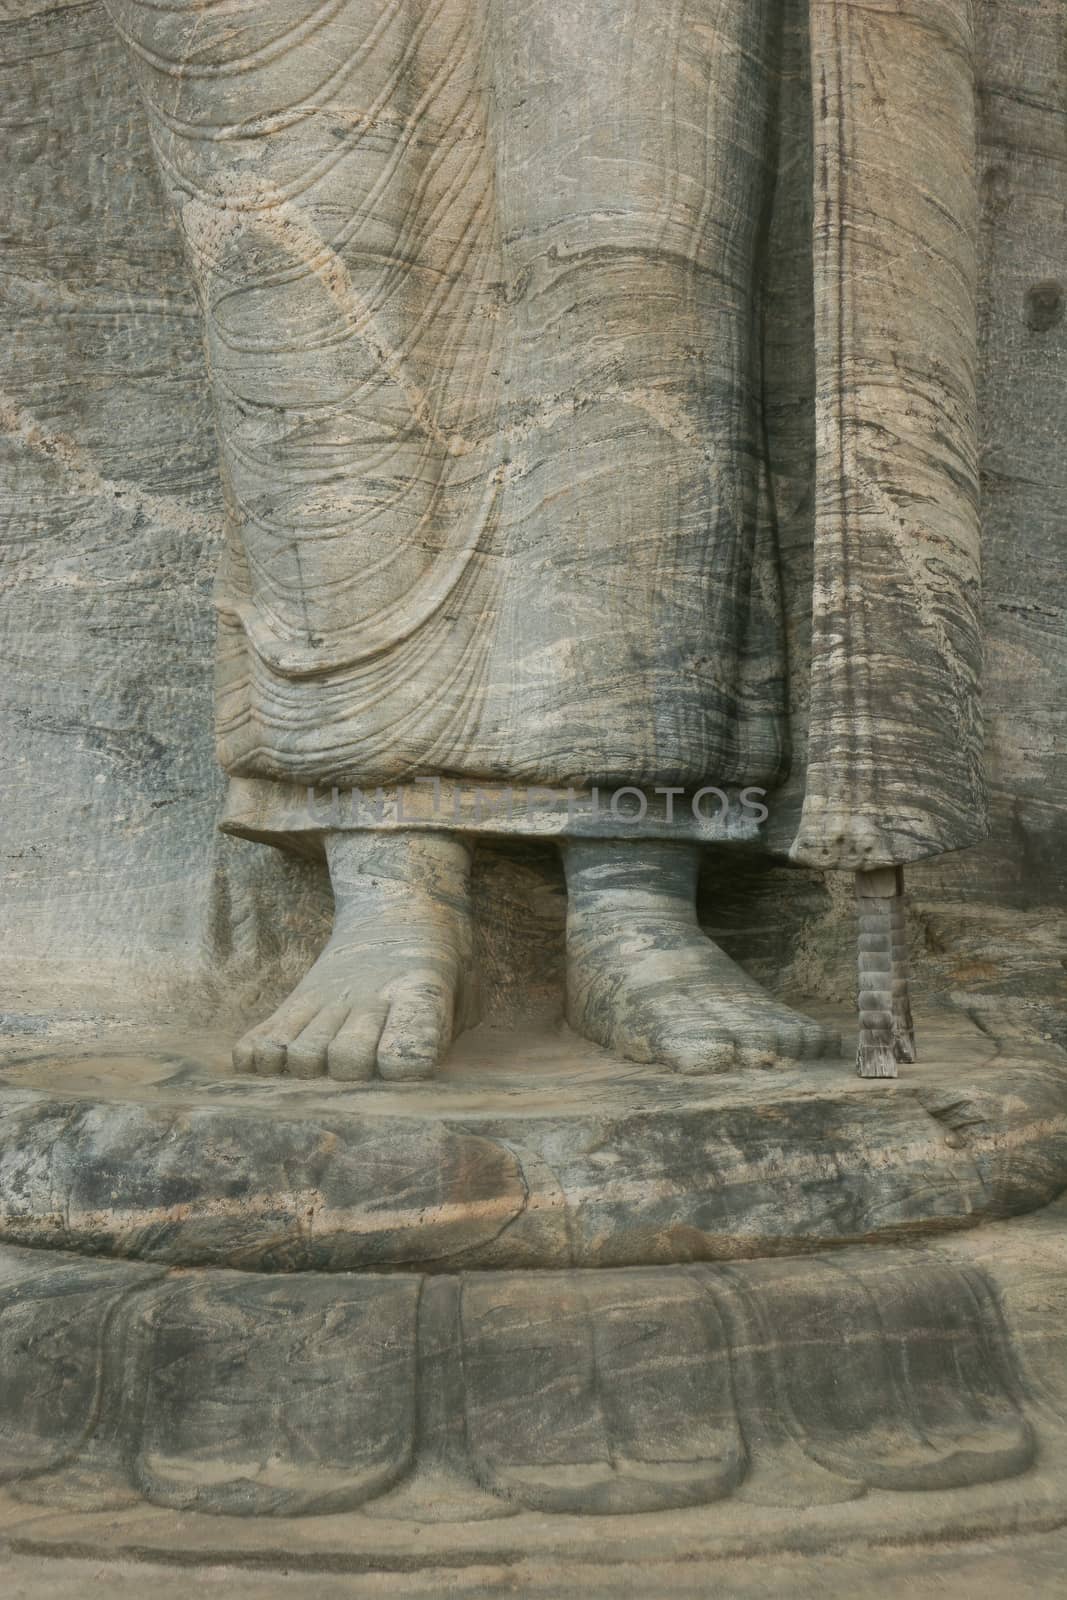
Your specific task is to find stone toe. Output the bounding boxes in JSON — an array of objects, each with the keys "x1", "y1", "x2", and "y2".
[
  {"x1": 669, "y1": 1036, "x2": 738, "y2": 1074},
  {"x1": 771, "y1": 1018, "x2": 807, "y2": 1059},
  {"x1": 736, "y1": 1046, "x2": 779, "y2": 1069},
  {"x1": 286, "y1": 1004, "x2": 351, "y2": 1079},
  {"x1": 376, "y1": 980, "x2": 452, "y2": 1082},
  {"x1": 233, "y1": 993, "x2": 322, "y2": 1077},
  {"x1": 327, "y1": 1006, "x2": 387, "y2": 1082}
]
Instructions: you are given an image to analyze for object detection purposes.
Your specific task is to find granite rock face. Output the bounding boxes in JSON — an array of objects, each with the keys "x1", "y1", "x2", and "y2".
[
  {"x1": 1, "y1": 1019, "x2": 1065, "y2": 1273},
  {"x1": 1, "y1": 1012, "x2": 1063, "y2": 1540},
  {"x1": 0, "y1": 1, "x2": 1064, "y2": 1579},
  {"x1": 0, "y1": 1237, "x2": 1040, "y2": 1521}
]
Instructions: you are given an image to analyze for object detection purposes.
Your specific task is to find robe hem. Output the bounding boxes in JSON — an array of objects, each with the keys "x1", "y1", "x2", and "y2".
[{"x1": 219, "y1": 776, "x2": 768, "y2": 856}]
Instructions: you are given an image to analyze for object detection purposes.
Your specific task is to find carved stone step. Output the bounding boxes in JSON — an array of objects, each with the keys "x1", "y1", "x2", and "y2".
[
  {"x1": 1, "y1": 1012, "x2": 1065, "y2": 1272},
  {"x1": 0, "y1": 1227, "x2": 1053, "y2": 1525}
]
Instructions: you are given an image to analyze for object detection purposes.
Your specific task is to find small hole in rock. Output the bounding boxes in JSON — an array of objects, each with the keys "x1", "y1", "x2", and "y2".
[{"x1": 1024, "y1": 280, "x2": 1064, "y2": 333}]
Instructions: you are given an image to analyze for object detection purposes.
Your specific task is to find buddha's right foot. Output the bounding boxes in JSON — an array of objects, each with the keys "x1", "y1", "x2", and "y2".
[{"x1": 232, "y1": 831, "x2": 476, "y2": 1083}]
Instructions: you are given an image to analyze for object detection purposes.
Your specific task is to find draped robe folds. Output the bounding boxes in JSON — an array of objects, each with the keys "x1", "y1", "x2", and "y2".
[{"x1": 106, "y1": 0, "x2": 985, "y2": 871}]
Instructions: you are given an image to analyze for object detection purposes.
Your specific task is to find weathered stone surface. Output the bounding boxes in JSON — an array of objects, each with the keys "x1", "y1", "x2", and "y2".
[
  {"x1": 796, "y1": 0, "x2": 983, "y2": 871},
  {"x1": 0, "y1": 1083, "x2": 536, "y2": 1272},
  {"x1": 3, "y1": 1206, "x2": 1065, "y2": 1526},
  {"x1": 1, "y1": 1013, "x2": 1064, "y2": 1272},
  {"x1": 712, "y1": 1253, "x2": 1032, "y2": 1494},
  {"x1": 9, "y1": 1532, "x2": 1067, "y2": 1600},
  {"x1": 132, "y1": 1272, "x2": 419, "y2": 1517},
  {"x1": 0, "y1": 0, "x2": 1063, "y2": 1096},
  {"x1": 75, "y1": 0, "x2": 987, "y2": 1079},
  {"x1": 0, "y1": 1, "x2": 1063, "y2": 1586},
  {"x1": 460, "y1": 1270, "x2": 745, "y2": 1515},
  {"x1": 0, "y1": 1249, "x2": 161, "y2": 1494}
]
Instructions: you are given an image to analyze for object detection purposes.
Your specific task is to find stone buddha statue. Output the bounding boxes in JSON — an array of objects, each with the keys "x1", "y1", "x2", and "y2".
[
  {"x1": 10, "y1": 8, "x2": 1067, "y2": 1559},
  {"x1": 104, "y1": 0, "x2": 983, "y2": 1083}
]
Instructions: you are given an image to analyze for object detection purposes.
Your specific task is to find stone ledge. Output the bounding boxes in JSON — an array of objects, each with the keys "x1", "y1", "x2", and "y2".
[
  {"x1": 1, "y1": 1014, "x2": 1065, "y2": 1272},
  {"x1": 3, "y1": 1211, "x2": 1065, "y2": 1528}
]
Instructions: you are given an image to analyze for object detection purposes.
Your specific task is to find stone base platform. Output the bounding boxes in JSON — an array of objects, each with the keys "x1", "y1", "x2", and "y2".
[
  {"x1": 0, "y1": 1011, "x2": 1065, "y2": 1569},
  {"x1": 0, "y1": 1204, "x2": 1065, "y2": 1563},
  {"x1": 1, "y1": 1010, "x2": 1065, "y2": 1271}
]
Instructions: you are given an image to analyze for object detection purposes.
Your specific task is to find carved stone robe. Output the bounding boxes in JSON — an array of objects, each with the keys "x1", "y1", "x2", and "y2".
[{"x1": 106, "y1": 0, "x2": 984, "y2": 869}]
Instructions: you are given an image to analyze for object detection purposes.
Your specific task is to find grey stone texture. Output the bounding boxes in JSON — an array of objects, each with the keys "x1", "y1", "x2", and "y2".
[
  {"x1": 0, "y1": 0, "x2": 1062, "y2": 1051},
  {"x1": 3, "y1": 1534, "x2": 1067, "y2": 1600},
  {"x1": 0, "y1": 1011, "x2": 1065, "y2": 1272},
  {"x1": 0, "y1": 1194, "x2": 1065, "y2": 1542},
  {"x1": 0, "y1": 0, "x2": 1065, "y2": 1587},
  {"x1": 95, "y1": 0, "x2": 983, "y2": 872}
]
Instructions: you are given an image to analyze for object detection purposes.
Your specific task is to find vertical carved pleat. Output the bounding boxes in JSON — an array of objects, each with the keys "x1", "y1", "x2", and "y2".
[{"x1": 795, "y1": 0, "x2": 983, "y2": 871}]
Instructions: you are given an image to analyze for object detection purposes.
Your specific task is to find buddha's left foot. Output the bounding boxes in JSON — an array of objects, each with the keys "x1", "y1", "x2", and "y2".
[{"x1": 563, "y1": 840, "x2": 840, "y2": 1074}]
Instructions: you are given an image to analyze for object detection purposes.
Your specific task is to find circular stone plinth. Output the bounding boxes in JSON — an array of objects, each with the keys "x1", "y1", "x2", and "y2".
[
  {"x1": 0, "y1": 1209, "x2": 1063, "y2": 1526},
  {"x1": 1, "y1": 1009, "x2": 1066, "y2": 1272}
]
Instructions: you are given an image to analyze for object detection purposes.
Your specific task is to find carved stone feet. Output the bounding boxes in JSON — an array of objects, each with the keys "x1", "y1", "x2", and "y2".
[
  {"x1": 232, "y1": 832, "x2": 476, "y2": 1081},
  {"x1": 563, "y1": 840, "x2": 840, "y2": 1072},
  {"x1": 234, "y1": 832, "x2": 841, "y2": 1083}
]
